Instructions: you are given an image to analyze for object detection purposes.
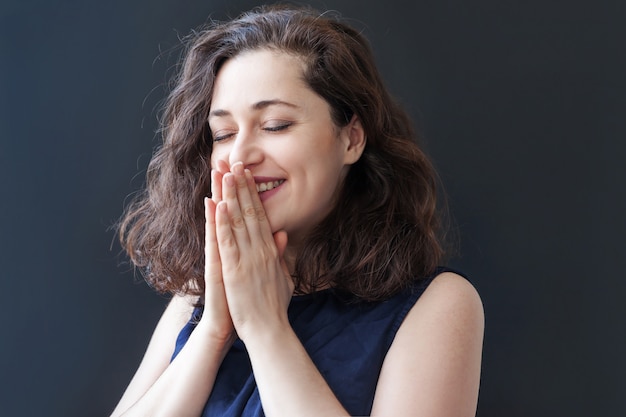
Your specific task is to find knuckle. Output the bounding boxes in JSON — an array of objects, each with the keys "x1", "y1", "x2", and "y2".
[
  {"x1": 231, "y1": 215, "x2": 245, "y2": 228},
  {"x1": 220, "y1": 235, "x2": 237, "y2": 248},
  {"x1": 243, "y1": 205, "x2": 256, "y2": 218},
  {"x1": 236, "y1": 176, "x2": 247, "y2": 188},
  {"x1": 255, "y1": 207, "x2": 266, "y2": 221}
]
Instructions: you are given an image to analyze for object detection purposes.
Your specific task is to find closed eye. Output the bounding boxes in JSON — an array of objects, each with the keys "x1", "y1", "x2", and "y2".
[
  {"x1": 212, "y1": 132, "x2": 235, "y2": 142},
  {"x1": 263, "y1": 122, "x2": 292, "y2": 132}
]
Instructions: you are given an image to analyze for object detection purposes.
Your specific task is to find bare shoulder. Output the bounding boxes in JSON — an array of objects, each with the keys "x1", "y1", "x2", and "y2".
[
  {"x1": 416, "y1": 271, "x2": 484, "y2": 324},
  {"x1": 371, "y1": 272, "x2": 484, "y2": 417}
]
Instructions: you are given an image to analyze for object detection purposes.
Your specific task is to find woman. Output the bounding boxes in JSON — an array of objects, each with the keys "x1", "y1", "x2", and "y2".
[{"x1": 112, "y1": 4, "x2": 484, "y2": 416}]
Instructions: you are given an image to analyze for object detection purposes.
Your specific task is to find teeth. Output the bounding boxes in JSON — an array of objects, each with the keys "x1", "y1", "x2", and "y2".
[{"x1": 256, "y1": 180, "x2": 284, "y2": 193}]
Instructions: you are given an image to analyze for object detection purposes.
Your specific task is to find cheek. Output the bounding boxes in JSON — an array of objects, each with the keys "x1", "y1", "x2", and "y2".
[{"x1": 210, "y1": 148, "x2": 226, "y2": 169}]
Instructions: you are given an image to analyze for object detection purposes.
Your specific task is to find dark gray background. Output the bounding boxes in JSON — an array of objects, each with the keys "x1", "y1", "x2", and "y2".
[{"x1": 1, "y1": 0, "x2": 624, "y2": 416}]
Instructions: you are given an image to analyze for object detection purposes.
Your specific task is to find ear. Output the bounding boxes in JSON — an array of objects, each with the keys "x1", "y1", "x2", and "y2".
[{"x1": 340, "y1": 114, "x2": 366, "y2": 165}]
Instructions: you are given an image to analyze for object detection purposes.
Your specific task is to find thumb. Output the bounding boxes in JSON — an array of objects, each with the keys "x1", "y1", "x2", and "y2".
[
  {"x1": 273, "y1": 230, "x2": 288, "y2": 257},
  {"x1": 273, "y1": 230, "x2": 293, "y2": 289}
]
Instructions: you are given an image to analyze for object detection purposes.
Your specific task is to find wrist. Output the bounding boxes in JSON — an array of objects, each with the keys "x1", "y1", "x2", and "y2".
[
  {"x1": 238, "y1": 317, "x2": 294, "y2": 350},
  {"x1": 195, "y1": 317, "x2": 237, "y2": 349}
]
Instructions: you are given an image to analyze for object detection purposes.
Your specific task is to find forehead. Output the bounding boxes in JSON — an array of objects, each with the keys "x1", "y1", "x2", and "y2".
[{"x1": 210, "y1": 49, "x2": 310, "y2": 109}]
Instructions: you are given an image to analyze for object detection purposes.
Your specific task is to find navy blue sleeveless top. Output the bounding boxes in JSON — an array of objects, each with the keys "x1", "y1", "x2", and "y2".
[{"x1": 171, "y1": 267, "x2": 462, "y2": 416}]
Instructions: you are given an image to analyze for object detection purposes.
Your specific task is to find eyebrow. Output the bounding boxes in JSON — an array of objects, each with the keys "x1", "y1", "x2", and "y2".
[{"x1": 208, "y1": 99, "x2": 300, "y2": 118}]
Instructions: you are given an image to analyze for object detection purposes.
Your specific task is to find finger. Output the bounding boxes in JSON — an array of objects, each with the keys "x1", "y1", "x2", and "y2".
[
  {"x1": 231, "y1": 162, "x2": 268, "y2": 241},
  {"x1": 204, "y1": 197, "x2": 235, "y2": 334},
  {"x1": 273, "y1": 230, "x2": 293, "y2": 289},
  {"x1": 211, "y1": 169, "x2": 224, "y2": 204},
  {"x1": 221, "y1": 172, "x2": 250, "y2": 246},
  {"x1": 215, "y1": 200, "x2": 240, "y2": 265},
  {"x1": 204, "y1": 197, "x2": 223, "y2": 282},
  {"x1": 244, "y1": 168, "x2": 274, "y2": 243},
  {"x1": 216, "y1": 159, "x2": 230, "y2": 175}
]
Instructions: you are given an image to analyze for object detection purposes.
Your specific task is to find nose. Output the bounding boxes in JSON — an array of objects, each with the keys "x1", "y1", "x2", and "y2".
[{"x1": 226, "y1": 128, "x2": 263, "y2": 169}]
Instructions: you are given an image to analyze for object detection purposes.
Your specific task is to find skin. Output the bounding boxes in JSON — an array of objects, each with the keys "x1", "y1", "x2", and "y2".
[
  {"x1": 208, "y1": 50, "x2": 361, "y2": 251},
  {"x1": 110, "y1": 49, "x2": 484, "y2": 417}
]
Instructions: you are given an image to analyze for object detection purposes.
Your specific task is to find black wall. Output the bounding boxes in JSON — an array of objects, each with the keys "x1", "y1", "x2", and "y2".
[{"x1": 1, "y1": 0, "x2": 624, "y2": 415}]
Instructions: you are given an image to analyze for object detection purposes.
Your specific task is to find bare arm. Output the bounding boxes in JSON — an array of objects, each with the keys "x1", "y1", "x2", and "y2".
[
  {"x1": 242, "y1": 273, "x2": 483, "y2": 417},
  {"x1": 243, "y1": 321, "x2": 350, "y2": 416},
  {"x1": 215, "y1": 163, "x2": 484, "y2": 416},
  {"x1": 111, "y1": 310, "x2": 234, "y2": 417},
  {"x1": 109, "y1": 294, "x2": 194, "y2": 416},
  {"x1": 214, "y1": 163, "x2": 351, "y2": 416},
  {"x1": 110, "y1": 173, "x2": 236, "y2": 417},
  {"x1": 371, "y1": 272, "x2": 485, "y2": 417}
]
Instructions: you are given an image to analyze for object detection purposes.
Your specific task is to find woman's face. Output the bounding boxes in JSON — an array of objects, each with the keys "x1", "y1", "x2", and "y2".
[{"x1": 209, "y1": 49, "x2": 364, "y2": 245}]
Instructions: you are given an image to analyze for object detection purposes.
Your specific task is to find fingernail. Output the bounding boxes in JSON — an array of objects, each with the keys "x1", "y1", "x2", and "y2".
[
  {"x1": 225, "y1": 173, "x2": 235, "y2": 186},
  {"x1": 232, "y1": 162, "x2": 244, "y2": 175}
]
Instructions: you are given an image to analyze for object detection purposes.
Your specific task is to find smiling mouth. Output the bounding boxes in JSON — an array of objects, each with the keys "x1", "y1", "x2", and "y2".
[{"x1": 256, "y1": 179, "x2": 285, "y2": 193}]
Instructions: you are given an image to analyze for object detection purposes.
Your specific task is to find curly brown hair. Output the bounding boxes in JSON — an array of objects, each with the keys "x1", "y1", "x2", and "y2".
[{"x1": 118, "y1": 4, "x2": 447, "y2": 302}]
